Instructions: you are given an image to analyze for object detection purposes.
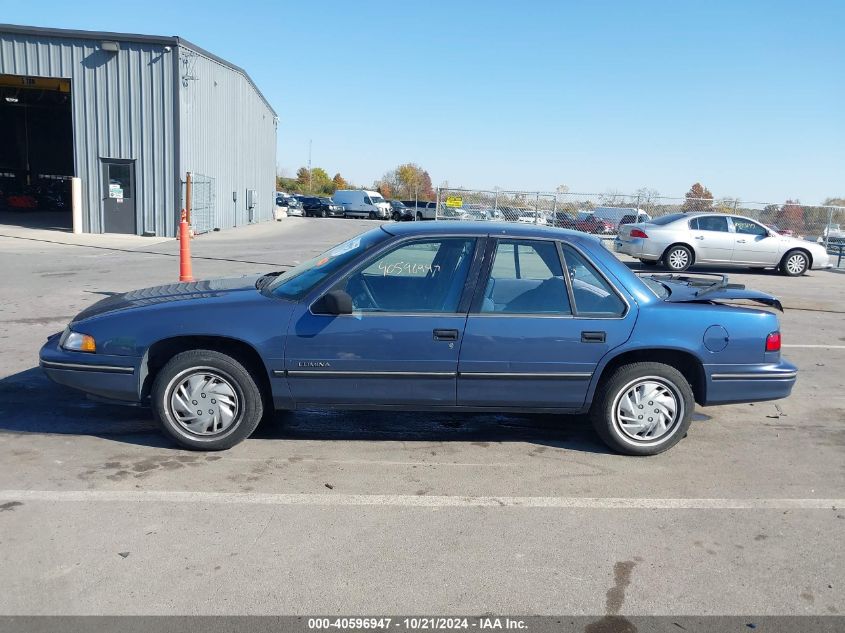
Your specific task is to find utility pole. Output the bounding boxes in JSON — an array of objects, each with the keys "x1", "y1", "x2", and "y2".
[{"x1": 307, "y1": 139, "x2": 313, "y2": 193}]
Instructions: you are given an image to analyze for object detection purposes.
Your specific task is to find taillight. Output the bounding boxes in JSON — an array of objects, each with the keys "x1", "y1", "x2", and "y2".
[
  {"x1": 630, "y1": 228, "x2": 648, "y2": 238},
  {"x1": 766, "y1": 331, "x2": 781, "y2": 352}
]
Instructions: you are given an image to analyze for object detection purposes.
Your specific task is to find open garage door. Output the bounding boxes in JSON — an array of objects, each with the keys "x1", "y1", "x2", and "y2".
[{"x1": 0, "y1": 74, "x2": 74, "y2": 231}]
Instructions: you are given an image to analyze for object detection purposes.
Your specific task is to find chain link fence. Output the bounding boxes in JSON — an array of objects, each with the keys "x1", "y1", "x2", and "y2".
[
  {"x1": 434, "y1": 188, "x2": 845, "y2": 267},
  {"x1": 181, "y1": 173, "x2": 216, "y2": 235}
]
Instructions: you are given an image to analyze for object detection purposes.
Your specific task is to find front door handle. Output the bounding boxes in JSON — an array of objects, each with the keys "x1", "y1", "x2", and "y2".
[
  {"x1": 736, "y1": 239, "x2": 747, "y2": 243},
  {"x1": 694, "y1": 235, "x2": 705, "y2": 240},
  {"x1": 433, "y1": 329, "x2": 459, "y2": 341},
  {"x1": 581, "y1": 331, "x2": 606, "y2": 343}
]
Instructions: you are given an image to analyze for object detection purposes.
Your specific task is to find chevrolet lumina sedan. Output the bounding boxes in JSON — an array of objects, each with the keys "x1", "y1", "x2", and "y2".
[
  {"x1": 40, "y1": 222, "x2": 797, "y2": 456},
  {"x1": 616, "y1": 212, "x2": 830, "y2": 275}
]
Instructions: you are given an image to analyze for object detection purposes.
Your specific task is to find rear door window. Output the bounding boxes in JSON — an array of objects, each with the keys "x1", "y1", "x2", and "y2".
[
  {"x1": 695, "y1": 216, "x2": 730, "y2": 232},
  {"x1": 481, "y1": 240, "x2": 571, "y2": 314}
]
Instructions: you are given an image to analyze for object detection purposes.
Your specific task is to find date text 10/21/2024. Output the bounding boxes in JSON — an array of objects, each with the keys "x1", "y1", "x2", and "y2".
[{"x1": 307, "y1": 618, "x2": 528, "y2": 630}]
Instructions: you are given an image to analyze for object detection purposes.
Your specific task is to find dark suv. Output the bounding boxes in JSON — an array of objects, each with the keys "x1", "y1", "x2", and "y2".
[{"x1": 302, "y1": 197, "x2": 344, "y2": 218}]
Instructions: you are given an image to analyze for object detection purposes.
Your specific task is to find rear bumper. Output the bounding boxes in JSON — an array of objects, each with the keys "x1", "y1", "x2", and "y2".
[
  {"x1": 614, "y1": 237, "x2": 663, "y2": 260},
  {"x1": 703, "y1": 359, "x2": 797, "y2": 405},
  {"x1": 39, "y1": 333, "x2": 141, "y2": 403}
]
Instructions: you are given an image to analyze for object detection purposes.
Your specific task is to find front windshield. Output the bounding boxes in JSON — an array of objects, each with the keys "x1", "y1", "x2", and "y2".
[
  {"x1": 370, "y1": 195, "x2": 386, "y2": 204},
  {"x1": 641, "y1": 277, "x2": 670, "y2": 299},
  {"x1": 267, "y1": 229, "x2": 389, "y2": 299}
]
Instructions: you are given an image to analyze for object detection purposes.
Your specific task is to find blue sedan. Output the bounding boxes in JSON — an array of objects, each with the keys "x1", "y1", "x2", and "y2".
[{"x1": 39, "y1": 222, "x2": 797, "y2": 455}]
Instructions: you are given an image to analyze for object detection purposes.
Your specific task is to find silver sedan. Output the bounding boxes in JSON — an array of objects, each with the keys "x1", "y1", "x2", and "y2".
[{"x1": 615, "y1": 212, "x2": 831, "y2": 276}]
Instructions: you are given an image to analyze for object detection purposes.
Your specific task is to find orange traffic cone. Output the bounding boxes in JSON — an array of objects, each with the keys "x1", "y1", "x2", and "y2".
[{"x1": 179, "y1": 210, "x2": 194, "y2": 282}]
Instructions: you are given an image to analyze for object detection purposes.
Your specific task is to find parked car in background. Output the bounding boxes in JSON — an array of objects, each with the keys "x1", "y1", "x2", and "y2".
[
  {"x1": 616, "y1": 212, "x2": 831, "y2": 275},
  {"x1": 516, "y1": 211, "x2": 548, "y2": 226},
  {"x1": 593, "y1": 207, "x2": 652, "y2": 229},
  {"x1": 549, "y1": 211, "x2": 578, "y2": 229},
  {"x1": 41, "y1": 222, "x2": 798, "y2": 456},
  {"x1": 333, "y1": 190, "x2": 391, "y2": 219},
  {"x1": 301, "y1": 197, "x2": 345, "y2": 218},
  {"x1": 388, "y1": 200, "x2": 413, "y2": 222},
  {"x1": 575, "y1": 214, "x2": 616, "y2": 235},
  {"x1": 400, "y1": 200, "x2": 437, "y2": 221},
  {"x1": 438, "y1": 206, "x2": 469, "y2": 220},
  {"x1": 821, "y1": 223, "x2": 845, "y2": 244},
  {"x1": 463, "y1": 207, "x2": 503, "y2": 221}
]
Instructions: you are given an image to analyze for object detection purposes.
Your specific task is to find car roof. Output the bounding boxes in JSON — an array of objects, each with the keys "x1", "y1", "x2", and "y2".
[{"x1": 381, "y1": 220, "x2": 599, "y2": 244}]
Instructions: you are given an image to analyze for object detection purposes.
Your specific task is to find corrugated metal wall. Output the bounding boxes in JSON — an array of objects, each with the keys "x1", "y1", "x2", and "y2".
[
  {"x1": 178, "y1": 45, "x2": 276, "y2": 230},
  {"x1": 0, "y1": 32, "x2": 177, "y2": 235}
]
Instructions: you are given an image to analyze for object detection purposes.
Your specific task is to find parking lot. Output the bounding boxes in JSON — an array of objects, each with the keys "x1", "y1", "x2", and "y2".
[{"x1": 0, "y1": 218, "x2": 843, "y2": 616}]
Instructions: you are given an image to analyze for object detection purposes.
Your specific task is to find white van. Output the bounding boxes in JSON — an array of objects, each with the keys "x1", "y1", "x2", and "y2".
[
  {"x1": 333, "y1": 190, "x2": 391, "y2": 219},
  {"x1": 592, "y1": 207, "x2": 652, "y2": 228}
]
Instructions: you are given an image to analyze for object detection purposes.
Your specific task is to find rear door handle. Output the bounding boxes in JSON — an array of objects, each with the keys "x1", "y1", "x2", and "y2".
[
  {"x1": 581, "y1": 331, "x2": 606, "y2": 343},
  {"x1": 433, "y1": 329, "x2": 459, "y2": 341},
  {"x1": 736, "y1": 239, "x2": 747, "y2": 243},
  {"x1": 694, "y1": 235, "x2": 705, "y2": 240}
]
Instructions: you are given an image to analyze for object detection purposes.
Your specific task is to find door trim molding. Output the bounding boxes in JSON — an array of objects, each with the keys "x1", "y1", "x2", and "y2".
[{"x1": 276, "y1": 369, "x2": 593, "y2": 380}]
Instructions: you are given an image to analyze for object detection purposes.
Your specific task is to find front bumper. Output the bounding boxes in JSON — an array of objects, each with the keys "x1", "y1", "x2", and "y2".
[
  {"x1": 702, "y1": 358, "x2": 797, "y2": 406},
  {"x1": 39, "y1": 333, "x2": 141, "y2": 403}
]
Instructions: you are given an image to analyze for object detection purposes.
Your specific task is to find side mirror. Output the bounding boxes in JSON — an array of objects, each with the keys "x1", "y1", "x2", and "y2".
[{"x1": 315, "y1": 289, "x2": 353, "y2": 315}]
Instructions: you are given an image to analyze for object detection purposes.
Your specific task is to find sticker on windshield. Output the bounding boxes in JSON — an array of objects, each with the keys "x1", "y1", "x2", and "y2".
[{"x1": 329, "y1": 238, "x2": 360, "y2": 257}]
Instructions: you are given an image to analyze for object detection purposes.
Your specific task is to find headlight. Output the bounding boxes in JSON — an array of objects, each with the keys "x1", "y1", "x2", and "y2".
[{"x1": 60, "y1": 328, "x2": 96, "y2": 353}]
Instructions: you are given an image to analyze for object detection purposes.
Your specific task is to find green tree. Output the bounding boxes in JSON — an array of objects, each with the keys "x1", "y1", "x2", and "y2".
[{"x1": 682, "y1": 183, "x2": 714, "y2": 212}]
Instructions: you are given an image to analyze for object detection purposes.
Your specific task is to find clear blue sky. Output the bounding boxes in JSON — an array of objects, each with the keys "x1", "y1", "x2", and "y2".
[{"x1": 3, "y1": 0, "x2": 843, "y2": 203}]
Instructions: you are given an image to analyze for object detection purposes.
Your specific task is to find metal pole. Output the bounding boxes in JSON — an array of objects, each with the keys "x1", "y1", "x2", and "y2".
[
  {"x1": 493, "y1": 188, "x2": 499, "y2": 213},
  {"x1": 826, "y1": 207, "x2": 833, "y2": 249},
  {"x1": 534, "y1": 193, "x2": 539, "y2": 225},
  {"x1": 185, "y1": 172, "x2": 192, "y2": 225},
  {"x1": 435, "y1": 188, "x2": 441, "y2": 220}
]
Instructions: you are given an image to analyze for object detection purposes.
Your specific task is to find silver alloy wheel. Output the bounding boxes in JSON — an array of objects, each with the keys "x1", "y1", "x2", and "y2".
[
  {"x1": 612, "y1": 377, "x2": 682, "y2": 443},
  {"x1": 786, "y1": 252, "x2": 807, "y2": 275},
  {"x1": 667, "y1": 248, "x2": 690, "y2": 270},
  {"x1": 167, "y1": 369, "x2": 239, "y2": 436}
]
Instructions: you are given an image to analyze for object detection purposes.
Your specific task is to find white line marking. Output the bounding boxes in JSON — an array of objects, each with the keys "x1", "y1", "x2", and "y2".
[
  {"x1": 0, "y1": 490, "x2": 841, "y2": 510},
  {"x1": 783, "y1": 344, "x2": 845, "y2": 349}
]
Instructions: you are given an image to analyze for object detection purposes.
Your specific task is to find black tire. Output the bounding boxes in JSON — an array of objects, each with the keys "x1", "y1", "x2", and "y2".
[
  {"x1": 152, "y1": 349, "x2": 264, "y2": 450},
  {"x1": 663, "y1": 245, "x2": 693, "y2": 272},
  {"x1": 590, "y1": 362, "x2": 694, "y2": 456},
  {"x1": 391, "y1": 211, "x2": 401, "y2": 222},
  {"x1": 320, "y1": 209, "x2": 327, "y2": 218},
  {"x1": 368, "y1": 211, "x2": 377, "y2": 220},
  {"x1": 639, "y1": 259, "x2": 658, "y2": 266},
  {"x1": 416, "y1": 211, "x2": 423, "y2": 221},
  {"x1": 779, "y1": 249, "x2": 809, "y2": 276}
]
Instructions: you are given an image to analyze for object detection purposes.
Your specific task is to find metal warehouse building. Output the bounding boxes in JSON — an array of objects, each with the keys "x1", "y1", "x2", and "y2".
[{"x1": 0, "y1": 23, "x2": 276, "y2": 237}]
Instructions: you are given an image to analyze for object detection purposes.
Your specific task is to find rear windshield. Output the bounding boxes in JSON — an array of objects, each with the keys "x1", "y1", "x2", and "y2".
[
  {"x1": 650, "y1": 213, "x2": 687, "y2": 226},
  {"x1": 641, "y1": 277, "x2": 670, "y2": 299}
]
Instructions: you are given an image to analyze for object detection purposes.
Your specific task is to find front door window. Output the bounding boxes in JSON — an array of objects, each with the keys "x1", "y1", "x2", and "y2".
[{"x1": 343, "y1": 238, "x2": 476, "y2": 313}]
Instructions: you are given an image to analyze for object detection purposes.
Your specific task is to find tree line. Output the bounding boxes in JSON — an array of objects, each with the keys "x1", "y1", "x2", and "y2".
[{"x1": 277, "y1": 162, "x2": 435, "y2": 200}]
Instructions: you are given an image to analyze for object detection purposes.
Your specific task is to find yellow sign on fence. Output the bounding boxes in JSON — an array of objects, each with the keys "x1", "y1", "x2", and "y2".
[{"x1": 445, "y1": 196, "x2": 463, "y2": 208}]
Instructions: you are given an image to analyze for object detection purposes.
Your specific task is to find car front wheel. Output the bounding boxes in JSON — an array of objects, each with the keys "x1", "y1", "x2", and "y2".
[
  {"x1": 664, "y1": 245, "x2": 692, "y2": 272},
  {"x1": 590, "y1": 362, "x2": 694, "y2": 456},
  {"x1": 152, "y1": 349, "x2": 264, "y2": 450},
  {"x1": 780, "y1": 250, "x2": 809, "y2": 276}
]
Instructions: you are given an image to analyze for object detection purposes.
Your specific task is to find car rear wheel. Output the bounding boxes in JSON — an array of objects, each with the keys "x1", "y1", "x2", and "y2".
[
  {"x1": 779, "y1": 250, "x2": 808, "y2": 276},
  {"x1": 664, "y1": 245, "x2": 692, "y2": 272},
  {"x1": 152, "y1": 349, "x2": 264, "y2": 450},
  {"x1": 590, "y1": 362, "x2": 693, "y2": 456}
]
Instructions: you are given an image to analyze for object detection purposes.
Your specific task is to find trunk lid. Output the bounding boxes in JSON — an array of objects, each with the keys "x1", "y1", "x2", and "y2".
[{"x1": 644, "y1": 273, "x2": 783, "y2": 311}]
